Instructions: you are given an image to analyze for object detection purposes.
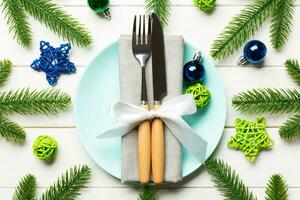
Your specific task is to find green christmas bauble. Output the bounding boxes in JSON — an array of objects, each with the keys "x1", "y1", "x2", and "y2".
[
  {"x1": 33, "y1": 135, "x2": 58, "y2": 161},
  {"x1": 87, "y1": 0, "x2": 109, "y2": 13},
  {"x1": 185, "y1": 83, "x2": 211, "y2": 108},
  {"x1": 193, "y1": 0, "x2": 216, "y2": 12}
]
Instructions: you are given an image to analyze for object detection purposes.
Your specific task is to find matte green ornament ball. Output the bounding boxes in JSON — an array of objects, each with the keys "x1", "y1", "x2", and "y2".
[
  {"x1": 33, "y1": 135, "x2": 58, "y2": 161},
  {"x1": 193, "y1": 0, "x2": 216, "y2": 12},
  {"x1": 185, "y1": 83, "x2": 211, "y2": 108}
]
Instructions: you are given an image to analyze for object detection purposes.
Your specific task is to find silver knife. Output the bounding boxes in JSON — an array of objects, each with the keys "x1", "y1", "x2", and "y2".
[{"x1": 151, "y1": 13, "x2": 167, "y2": 184}]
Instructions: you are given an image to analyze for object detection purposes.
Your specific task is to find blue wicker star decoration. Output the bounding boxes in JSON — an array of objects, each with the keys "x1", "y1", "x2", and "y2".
[
  {"x1": 228, "y1": 118, "x2": 274, "y2": 163},
  {"x1": 31, "y1": 41, "x2": 76, "y2": 86}
]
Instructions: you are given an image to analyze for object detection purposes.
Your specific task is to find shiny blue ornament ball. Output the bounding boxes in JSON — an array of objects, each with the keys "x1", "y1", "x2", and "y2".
[
  {"x1": 183, "y1": 61, "x2": 205, "y2": 83},
  {"x1": 243, "y1": 40, "x2": 267, "y2": 64}
]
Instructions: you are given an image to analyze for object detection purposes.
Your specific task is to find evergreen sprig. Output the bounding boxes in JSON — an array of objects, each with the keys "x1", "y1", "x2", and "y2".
[
  {"x1": 0, "y1": 88, "x2": 71, "y2": 115},
  {"x1": 145, "y1": 0, "x2": 170, "y2": 27},
  {"x1": 210, "y1": 0, "x2": 280, "y2": 60},
  {"x1": 279, "y1": 114, "x2": 300, "y2": 140},
  {"x1": 1, "y1": 0, "x2": 32, "y2": 46},
  {"x1": 13, "y1": 174, "x2": 37, "y2": 200},
  {"x1": 0, "y1": 59, "x2": 12, "y2": 86},
  {"x1": 205, "y1": 158, "x2": 257, "y2": 200},
  {"x1": 18, "y1": 0, "x2": 92, "y2": 47},
  {"x1": 12, "y1": 165, "x2": 91, "y2": 200},
  {"x1": 1, "y1": 0, "x2": 92, "y2": 47},
  {"x1": 270, "y1": 0, "x2": 295, "y2": 49},
  {"x1": 0, "y1": 60, "x2": 71, "y2": 144},
  {"x1": 285, "y1": 59, "x2": 300, "y2": 86},
  {"x1": 40, "y1": 165, "x2": 91, "y2": 200},
  {"x1": 265, "y1": 174, "x2": 288, "y2": 200},
  {"x1": 138, "y1": 186, "x2": 157, "y2": 200},
  {"x1": 232, "y1": 88, "x2": 300, "y2": 115},
  {"x1": 0, "y1": 115, "x2": 26, "y2": 143}
]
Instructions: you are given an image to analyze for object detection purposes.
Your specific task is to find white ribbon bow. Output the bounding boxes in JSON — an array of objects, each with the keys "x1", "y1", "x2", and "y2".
[{"x1": 97, "y1": 94, "x2": 207, "y2": 162}]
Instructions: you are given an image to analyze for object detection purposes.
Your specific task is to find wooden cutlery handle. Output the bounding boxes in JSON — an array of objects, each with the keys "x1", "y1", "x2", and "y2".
[
  {"x1": 151, "y1": 105, "x2": 165, "y2": 184},
  {"x1": 138, "y1": 105, "x2": 151, "y2": 184}
]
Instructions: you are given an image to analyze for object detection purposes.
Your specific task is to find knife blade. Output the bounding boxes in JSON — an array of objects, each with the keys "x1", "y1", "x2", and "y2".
[
  {"x1": 152, "y1": 13, "x2": 167, "y2": 103},
  {"x1": 151, "y1": 13, "x2": 167, "y2": 184}
]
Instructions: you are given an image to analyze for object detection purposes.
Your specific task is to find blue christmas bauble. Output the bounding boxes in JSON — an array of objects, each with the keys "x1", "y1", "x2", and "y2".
[
  {"x1": 243, "y1": 40, "x2": 267, "y2": 64},
  {"x1": 183, "y1": 61, "x2": 205, "y2": 83}
]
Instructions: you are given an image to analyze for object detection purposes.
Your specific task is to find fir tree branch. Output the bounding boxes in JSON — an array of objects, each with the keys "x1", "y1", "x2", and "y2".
[
  {"x1": 265, "y1": 174, "x2": 288, "y2": 200},
  {"x1": 279, "y1": 114, "x2": 300, "y2": 140},
  {"x1": 138, "y1": 186, "x2": 157, "y2": 200},
  {"x1": 205, "y1": 158, "x2": 257, "y2": 200},
  {"x1": 0, "y1": 59, "x2": 12, "y2": 87},
  {"x1": 285, "y1": 59, "x2": 300, "y2": 86},
  {"x1": 0, "y1": 115, "x2": 26, "y2": 143},
  {"x1": 13, "y1": 174, "x2": 37, "y2": 200},
  {"x1": 1, "y1": 0, "x2": 32, "y2": 46},
  {"x1": 210, "y1": 0, "x2": 279, "y2": 60},
  {"x1": 145, "y1": 0, "x2": 170, "y2": 27},
  {"x1": 232, "y1": 88, "x2": 300, "y2": 115},
  {"x1": 19, "y1": 0, "x2": 92, "y2": 47},
  {"x1": 270, "y1": 0, "x2": 295, "y2": 50},
  {"x1": 40, "y1": 165, "x2": 91, "y2": 200},
  {"x1": 0, "y1": 88, "x2": 71, "y2": 115}
]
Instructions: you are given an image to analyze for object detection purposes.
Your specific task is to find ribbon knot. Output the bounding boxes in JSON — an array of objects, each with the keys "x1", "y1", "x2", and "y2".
[
  {"x1": 148, "y1": 110, "x2": 158, "y2": 119},
  {"x1": 98, "y1": 94, "x2": 207, "y2": 162}
]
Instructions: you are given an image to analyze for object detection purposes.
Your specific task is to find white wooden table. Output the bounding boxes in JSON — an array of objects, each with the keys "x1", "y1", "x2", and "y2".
[{"x1": 1, "y1": 0, "x2": 300, "y2": 199}]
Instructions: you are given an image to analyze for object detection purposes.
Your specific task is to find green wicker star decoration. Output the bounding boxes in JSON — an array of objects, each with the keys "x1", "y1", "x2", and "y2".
[{"x1": 228, "y1": 118, "x2": 274, "y2": 163}]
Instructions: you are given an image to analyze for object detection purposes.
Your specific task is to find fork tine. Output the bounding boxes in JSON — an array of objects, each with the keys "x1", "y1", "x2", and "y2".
[
  {"x1": 147, "y1": 15, "x2": 151, "y2": 44},
  {"x1": 132, "y1": 15, "x2": 136, "y2": 45},
  {"x1": 142, "y1": 15, "x2": 146, "y2": 44},
  {"x1": 138, "y1": 15, "x2": 141, "y2": 44}
]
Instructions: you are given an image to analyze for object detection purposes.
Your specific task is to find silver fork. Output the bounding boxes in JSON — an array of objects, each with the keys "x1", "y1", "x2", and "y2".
[
  {"x1": 132, "y1": 15, "x2": 152, "y2": 184},
  {"x1": 132, "y1": 15, "x2": 152, "y2": 106}
]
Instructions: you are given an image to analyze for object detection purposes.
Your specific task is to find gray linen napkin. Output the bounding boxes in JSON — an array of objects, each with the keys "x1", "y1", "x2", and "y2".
[{"x1": 119, "y1": 35, "x2": 184, "y2": 183}]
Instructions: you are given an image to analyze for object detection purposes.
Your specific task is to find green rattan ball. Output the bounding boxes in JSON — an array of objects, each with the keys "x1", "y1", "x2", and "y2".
[
  {"x1": 193, "y1": 0, "x2": 216, "y2": 12},
  {"x1": 185, "y1": 83, "x2": 211, "y2": 108},
  {"x1": 33, "y1": 135, "x2": 58, "y2": 161}
]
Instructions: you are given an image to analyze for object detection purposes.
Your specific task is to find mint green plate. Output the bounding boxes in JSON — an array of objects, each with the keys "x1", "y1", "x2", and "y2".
[{"x1": 74, "y1": 41, "x2": 226, "y2": 179}]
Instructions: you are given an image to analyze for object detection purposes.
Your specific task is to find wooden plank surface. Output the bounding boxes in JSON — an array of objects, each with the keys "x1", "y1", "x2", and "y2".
[
  {"x1": 1, "y1": 6, "x2": 300, "y2": 66},
  {"x1": 1, "y1": 128, "x2": 300, "y2": 188},
  {"x1": 0, "y1": 67, "x2": 297, "y2": 127},
  {"x1": 2, "y1": 188, "x2": 300, "y2": 200},
  {"x1": 0, "y1": 0, "x2": 299, "y2": 199},
  {"x1": 54, "y1": 0, "x2": 300, "y2": 6}
]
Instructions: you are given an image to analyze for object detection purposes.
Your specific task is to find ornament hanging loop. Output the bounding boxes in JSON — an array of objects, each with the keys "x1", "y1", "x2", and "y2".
[
  {"x1": 237, "y1": 56, "x2": 248, "y2": 65},
  {"x1": 101, "y1": 8, "x2": 111, "y2": 20},
  {"x1": 193, "y1": 51, "x2": 203, "y2": 62},
  {"x1": 87, "y1": 0, "x2": 111, "y2": 20}
]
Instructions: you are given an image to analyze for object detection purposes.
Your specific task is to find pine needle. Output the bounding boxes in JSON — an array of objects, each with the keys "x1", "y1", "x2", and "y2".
[
  {"x1": 0, "y1": 115, "x2": 26, "y2": 143},
  {"x1": 279, "y1": 114, "x2": 300, "y2": 140},
  {"x1": 1, "y1": 0, "x2": 32, "y2": 46},
  {"x1": 210, "y1": 0, "x2": 280, "y2": 60},
  {"x1": 13, "y1": 174, "x2": 37, "y2": 200},
  {"x1": 265, "y1": 174, "x2": 288, "y2": 200},
  {"x1": 270, "y1": 0, "x2": 295, "y2": 50},
  {"x1": 40, "y1": 165, "x2": 91, "y2": 200},
  {"x1": 285, "y1": 59, "x2": 300, "y2": 86},
  {"x1": 205, "y1": 158, "x2": 257, "y2": 200},
  {"x1": 0, "y1": 59, "x2": 12, "y2": 86},
  {"x1": 0, "y1": 88, "x2": 71, "y2": 115},
  {"x1": 145, "y1": 0, "x2": 170, "y2": 27},
  {"x1": 138, "y1": 186, "x2": 157, "y2": 200},
  {"x1": 19, "y1": 0, "x2": 92, "y2": 47},
  {"x1": 232, "y1": 88, "x2": 300, "y2": 115}
]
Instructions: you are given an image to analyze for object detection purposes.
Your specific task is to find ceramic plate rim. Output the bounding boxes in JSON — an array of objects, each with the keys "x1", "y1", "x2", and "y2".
[{"x1": 74, "y1": 40, "x2": 227, "y2": 180}]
